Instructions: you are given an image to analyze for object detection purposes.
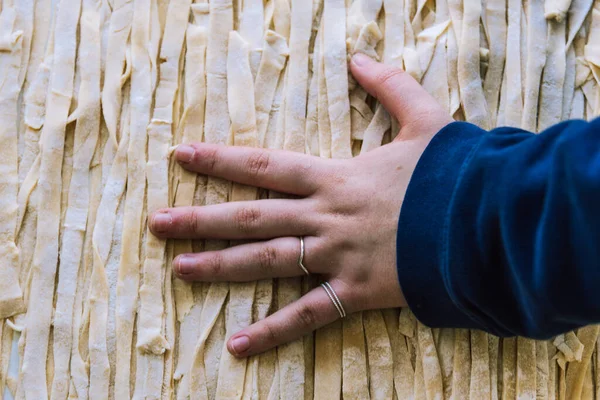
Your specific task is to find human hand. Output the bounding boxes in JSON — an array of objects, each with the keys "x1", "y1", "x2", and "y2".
[{"x1": 149, "y1": 54, "x2": 453, "y2": 357}]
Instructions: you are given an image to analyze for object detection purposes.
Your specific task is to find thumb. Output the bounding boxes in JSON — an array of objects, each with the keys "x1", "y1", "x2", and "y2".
[{"x1": 350, "y1": 53, "x2": 448, "y2": 131}]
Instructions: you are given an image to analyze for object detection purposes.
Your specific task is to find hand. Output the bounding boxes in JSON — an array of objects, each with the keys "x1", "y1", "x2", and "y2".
[{"x1": 149, "y1": 54, "x2": 452, "y2": 357}]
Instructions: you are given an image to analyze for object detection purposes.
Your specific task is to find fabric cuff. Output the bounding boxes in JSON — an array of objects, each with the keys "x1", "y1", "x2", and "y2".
[{"x1": 396, "y1": 121, "x2": 487, "y2": 329}]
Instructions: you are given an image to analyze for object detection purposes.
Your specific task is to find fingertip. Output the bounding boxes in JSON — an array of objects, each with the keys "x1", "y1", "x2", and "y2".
[
  {"x1": 176, "y1": 144, "x2": 196, "y2": 164},
  {"x1": 227, "y1": 334, "x2": 251, "y2": 358},
  {"x1": 149, "y1": 210, "x2": 172, "y2": 235},
  {"x1": 173, "y1": 254, "x2": 195, "y2": 277}
]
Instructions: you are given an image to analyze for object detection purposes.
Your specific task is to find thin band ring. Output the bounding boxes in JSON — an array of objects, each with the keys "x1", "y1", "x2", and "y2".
[
  {"x1": 298, "y1": 237, "x2": 309, "y2": 275},
  {"x1": 321, "y1": 282, "x2": 346, "y2": 318}
]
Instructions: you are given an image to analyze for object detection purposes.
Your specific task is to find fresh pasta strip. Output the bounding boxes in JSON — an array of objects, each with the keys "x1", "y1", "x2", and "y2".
[
  {"x1": 51, "y1": 0, "x2": 102, "y2": 397},
  {"x1": 364, "y1": 310, "x2": 394, "y2": 399},
  {"x1": 21, "y1": 1, "x2": 81, "y2": 397},
  {"x1": 101, "y1": 0, "x2": 134, "y2": 147}
]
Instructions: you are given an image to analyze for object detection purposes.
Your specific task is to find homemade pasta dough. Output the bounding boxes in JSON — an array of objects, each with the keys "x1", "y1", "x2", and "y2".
[{"x1": 1, "y1": 0, "x2": 600, "y2": 399}]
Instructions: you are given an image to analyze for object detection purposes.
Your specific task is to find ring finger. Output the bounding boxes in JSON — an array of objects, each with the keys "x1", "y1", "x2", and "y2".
[{"x1": 173, "y1": 236, "x2": 326, "y2": 281}]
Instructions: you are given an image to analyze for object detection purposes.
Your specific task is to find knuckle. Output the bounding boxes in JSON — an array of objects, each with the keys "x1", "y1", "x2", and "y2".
[
  {"x1": 204, "y1": 147, "x2": 220, "y2": 173},
  {"x1": 245, "y1": 151, "x2": 271, "y2": 178},
  {"x1": 234, "y1": 207, "x2": 261, "y2": 234},
  {"x1": 262, "y1": 321, "x2": 280, "y2": 345},
  {"x1": 257, "y1": 246, "x2": 277, "y2": 273},
  {"x1": 375, "y1": 67, "x2": 405, "y2": 91},
  {"x1": 189, "y1": 208, "x2": 202, "y2": 234},
  {"x1": 205, "y1": 252, "x2": 224, "y2": 276},
  {"x1": 294, "y1": 303, "x2": 319, "y2": 329}
]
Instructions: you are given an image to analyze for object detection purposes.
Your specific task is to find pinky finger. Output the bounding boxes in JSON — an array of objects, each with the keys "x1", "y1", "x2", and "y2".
[{"x1": 226, "y1": 282, "x2": 350, "y2": 357}]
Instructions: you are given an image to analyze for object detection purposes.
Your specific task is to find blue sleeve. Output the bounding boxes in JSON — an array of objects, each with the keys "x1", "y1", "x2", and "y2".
[{"x1": 396, "y1": 118, "x2": 600, "y2": 339}]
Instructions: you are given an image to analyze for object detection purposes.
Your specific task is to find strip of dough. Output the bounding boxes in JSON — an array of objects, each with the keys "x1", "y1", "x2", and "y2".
[
  {"x1": 314, "y1": 319, "x2": 342, "y2": 400},
  {"x1": 567, "y1": 0, "x2": 594, "y2": 49},
  {"x1": 137, "y1": 0, "x2": 191, "y2": 355},
  {"x1": 469, "y1": 330, "x2": 491, "y2": 399},
  {"x1": 283, "y1": 0, "x2": 312, "y2": 153},
  {"x1": 516, "y1": 337, "x2": 536, "y2": 399},
  {"x1": 534, "y1": 340, "x2": 549, "y2": 399},
  {"x1": 112, "y1": 0, "x2": 154, "y2": 398},
  {"x1": 255, "y1": 30, "x2": 289, "y2": 147},
  {"x1": 173, "y1": 8, "x2": 209, "y2": 394},
  {"x1": 88, "y1": 91, "x2": 131, "y2": 400},
  {"x1": 342, "y1": 312, "x2": 369, "y2": 399},
  {"x1": 501, "y1": 337, "x2": 516, "y2": 400},
  {"x1": 359, "y1": 0, "x2": 401, "y2": 153},
  {"x1": 417, "y1": 322, "x2": 444, "y2": 400},
  {"x1": 563, "y1": 46, "x2": 577, "y2": 120},
  {"x1": 521, "y1": 0, "x2": 547, "y2": 131},
  {"x1": 273, "y1": 0, "x2": 291, "y2": 41},
  {"x1": 239, "y1": 0, "x2": 264, "y2": 77},
  {"x1": 305, "y1": 28, "x2": 321, "y2": 156},
  {"x1": 482, "y1": 0, "x2": 506, "y2": 126},
  {"x1": 451, "y1": 329, "x2": 471, "y2": 399},
  {"x1": 317, "y1": 28, "x2": 333, "y2": 158},
  {"x1": 538, "y1": 19, "x2": 567, "y2": 131},
  {"x1": 364, "y1": 310, "x2": 394, "y2": 399},
  {"x1": 20, "y1": 0, "x2": 81, "y2": 397},
  {"x1": 457, "y1": 0, "x2": 490, "y2": 129},
  {"x1": 566, "y1": 326, "x2": 600, "y2": 399},
  {"x1": 323, "y1": 0, "x2": 352, "y2": 158},
  {"x1": 101, "y1": 0, "x2": 134, "y2": 147},
  {"x1": 500, "y1": 0, "x2": 522, "y2": 128},
  {"x1": 50, "y1": 0, "x2": 102, "y2": 396},
  {"x1": 0, "y1": 5, "x2": 25, "y2": 320},
  {"x1": 547, "y1": 341, "x2": 557, "y2": 400}
]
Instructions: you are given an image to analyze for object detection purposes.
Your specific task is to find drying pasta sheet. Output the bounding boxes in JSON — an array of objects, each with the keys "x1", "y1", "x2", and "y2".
[{"x1": 1, "y1": 0, "x2": 600, "y2": 399}]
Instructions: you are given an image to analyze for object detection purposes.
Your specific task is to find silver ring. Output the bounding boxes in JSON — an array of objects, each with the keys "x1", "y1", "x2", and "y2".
[
  {"x1": 321, "y1": 282, "x2": 346, "y2": 318},
  {"x1": 298, "y1": 237, "x2": 309, "y2": 275}
]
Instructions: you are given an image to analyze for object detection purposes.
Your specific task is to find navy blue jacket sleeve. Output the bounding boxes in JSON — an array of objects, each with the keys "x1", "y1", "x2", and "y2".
[{"x1": 396, "y1": 118, "x2": 600, "y2": 339}]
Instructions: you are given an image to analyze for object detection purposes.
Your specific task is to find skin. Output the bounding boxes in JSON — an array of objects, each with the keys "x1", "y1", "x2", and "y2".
[{"x1": 149, "y1": 54, "x2": 453, "y2": 357}]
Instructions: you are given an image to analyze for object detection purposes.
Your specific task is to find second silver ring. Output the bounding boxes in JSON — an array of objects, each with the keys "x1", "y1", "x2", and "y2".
[{"x1": 298, "y1": 237, "x2": 310, "y2": 275}]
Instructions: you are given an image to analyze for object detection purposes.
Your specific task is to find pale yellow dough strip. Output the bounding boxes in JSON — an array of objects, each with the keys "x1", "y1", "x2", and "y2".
[
  {"x1": 417, "y1": 322, "x2": 444, "y2": 400},
  {"x1": 521, "y1": 0, "x2": 547, "y2": 131},
  {"x1": 469, "y1": 330, "x2": 491, "y2": 399},
  {"x1": 364, "y1": 310, "x2": 393, "y2": 399},
  {"x1": 255, "y1": 30, "x2": 289, "y2": 147},
  {"x1": 450, "y1": 329, "x2": 471, "y2": 399},
  {"x1": 112, "y1": 0, "x2": 154, "y2": 397},
  {"x1": 538, "y1": 19, "x2": 566, "y2": 131},
  {"x1": 516, "y1": 337, "x2": 536, "y2": 399},
  {"x1": 482, "y1": 0, "x2": 506, "y2": 126},
  {"x1": 457, "y1": 0, "x2": 490, "y2": 129},
  {"x1": 173, "y1": 6, "x2": 209, "y2": 391},
  {"x1": 136, "y1": 1, "x2": 191, "y2": 399},
  {"x1": 101, "y1": 0, "x2": 134, "y2": 147},
  {"x1": 21, "y1": 0, "x2": 81, "y2": 397},
  {"x1": 501, "y1": 337, "x2": 517, "y2": 400},
  {"x1": 314, "y1": 319, "x2": 343, "y2": 400},
  {"x1": 566, "y1": 326, "x2": 600, "y2": 399},
  {"x1": 0, "y1": 4, "x2": 25, "y2": 320},
  {"x1": 503, "y1": 0, "x2": 523, "y2": 127},
  {"x1": 342, "y1": 312, "x2": 369, "y2": 399},
  {"x1": 323, "y1": 0, "x2": 352, "y2": 158},
  {"x1": 50, "y1": 0, "x2": 102, "y2": 397}
]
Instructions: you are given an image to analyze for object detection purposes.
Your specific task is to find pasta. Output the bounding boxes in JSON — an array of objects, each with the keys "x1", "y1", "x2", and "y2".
[{"x1": 1, "y1": 0, "x2": 599, "y2": 399}]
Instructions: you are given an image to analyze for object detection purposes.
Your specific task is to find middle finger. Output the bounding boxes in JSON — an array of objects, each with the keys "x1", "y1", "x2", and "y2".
[{"x1": 150, "y1": 199, "x2": 318, "y2": 240}]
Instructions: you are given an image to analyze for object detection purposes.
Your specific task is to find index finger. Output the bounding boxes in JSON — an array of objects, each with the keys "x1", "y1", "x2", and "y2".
[{"x1": 175, "y1": 143, "x2": 326, "y2": 196}]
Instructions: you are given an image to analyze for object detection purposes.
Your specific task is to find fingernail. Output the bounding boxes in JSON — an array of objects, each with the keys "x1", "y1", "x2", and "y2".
[
  {"x1": 352, "y1": 53, "x2": 372, "y2": 67},
  {"x1": 229, "y1": 335, "x2": 250, "y2": 356},
  {"x1": 152, "y1": 211, "x2": 172, "y2": 233},
  {"x1": 176, "y1": 255, "x2": 194, "y2": 275},
  {"x1": 176, "y1": 144, "x2": 195, "y2": 164}
]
